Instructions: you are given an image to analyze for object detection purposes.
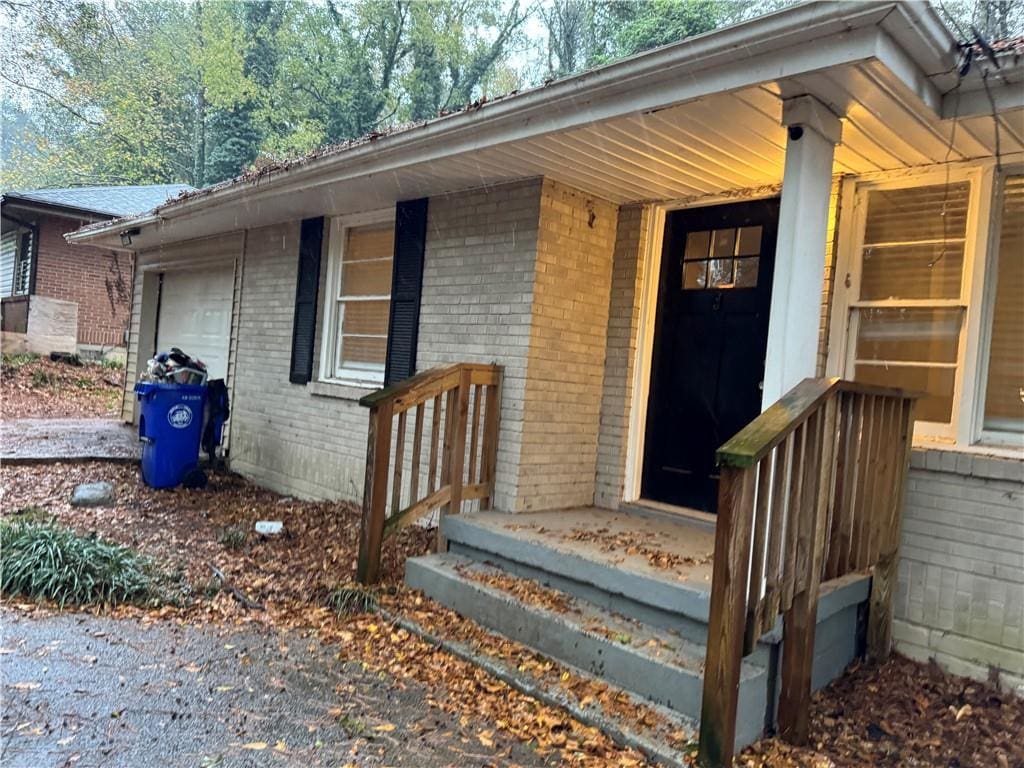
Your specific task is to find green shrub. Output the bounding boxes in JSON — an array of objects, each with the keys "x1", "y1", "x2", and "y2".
[
  {"x1": 327, "y1": 584, "x2": 379, "y2": 615},
  {"x1": 30, "y1": 369, "x2": 53, "y2": 387},
  {"x1": 0, "y1": 520, "x2": 158, "y2": 608},
  {"x1": 2, "y1": 352, "x2": 38, "y2": 371},
  {"x1": 101, "y1": 358, "x2": 125, "y2": 370}
]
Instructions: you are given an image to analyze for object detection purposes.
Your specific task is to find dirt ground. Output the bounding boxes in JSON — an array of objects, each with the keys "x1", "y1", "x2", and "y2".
[
  {"x1": 2, "y1": 461, "x2": 1022, "y2": 767},
  {"x1": 1, "y1": 354, "x2": 124, "y2": 418}
]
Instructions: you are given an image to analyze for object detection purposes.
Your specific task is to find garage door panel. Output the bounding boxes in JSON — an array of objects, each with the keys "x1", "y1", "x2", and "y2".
[{"x1": 157, "y1": 266, "x2": 233, "y2": 380}]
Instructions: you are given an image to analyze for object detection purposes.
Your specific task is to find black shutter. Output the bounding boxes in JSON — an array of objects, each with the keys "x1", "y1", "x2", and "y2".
[
  {"x1": 289, "y1": 217, "x2": 324, "y2": 384},
  {"x1": 384, "y1": 198, "x2": 428, "y2": 385}
]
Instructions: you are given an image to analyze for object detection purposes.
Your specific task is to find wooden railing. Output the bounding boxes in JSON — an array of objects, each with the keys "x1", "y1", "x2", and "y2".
[
  {"x1": 356, "y1": 362, "x2": 503, "y2": 584},
  {"x1": 697, "y1": 378, "x2": 917, "y2": 767}
]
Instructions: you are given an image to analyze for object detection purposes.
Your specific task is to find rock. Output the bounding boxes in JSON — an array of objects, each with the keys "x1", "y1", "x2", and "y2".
[{"x1": 71, "y1": 482, "x2": 115, "y2": 507}]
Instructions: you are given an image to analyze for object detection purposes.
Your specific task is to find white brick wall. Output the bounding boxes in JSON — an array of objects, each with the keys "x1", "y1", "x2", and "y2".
[
  {"x1": 595, "y1": 205, "x2": 650, "y2": 509},
  {"x1": 894, "y1": 450, "x2": 1024, "y2": 694},
  {"x1": 417, "y1": 179, "x2": 543, "y2": 511},
  {"x1": 517, "y1": 180, "x2": 617, "y2": 511},
  {"x1": 228, "y1": 222, "x2": 369, "y2": 500}
]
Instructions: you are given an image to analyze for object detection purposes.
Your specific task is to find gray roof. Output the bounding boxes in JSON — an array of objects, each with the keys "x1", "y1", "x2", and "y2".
[{"x1": 5, "y1": 184, "x2": 195, "y2": 217}]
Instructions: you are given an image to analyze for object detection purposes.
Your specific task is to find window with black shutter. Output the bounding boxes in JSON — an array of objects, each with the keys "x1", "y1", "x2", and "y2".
[{"x1": 385, "y1": 198, "x2": 428, "y2": 385}]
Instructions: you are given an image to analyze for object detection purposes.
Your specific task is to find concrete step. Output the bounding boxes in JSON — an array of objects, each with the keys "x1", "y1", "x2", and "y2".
[
  {"x1": 442, "y1": 513, "x2": 718, "y2": 647},
  {"x1": 406, "y1": 552, "x2": 771, "y2": 751}
]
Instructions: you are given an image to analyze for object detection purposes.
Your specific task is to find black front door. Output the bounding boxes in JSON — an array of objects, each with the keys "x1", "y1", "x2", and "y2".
[{"x1": 641, "y1": 199, "x2": 779, "y2": 513}]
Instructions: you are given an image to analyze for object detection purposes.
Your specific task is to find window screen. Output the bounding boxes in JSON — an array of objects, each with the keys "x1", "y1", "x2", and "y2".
[
  {"x1": 850, "y1": 182, "x2": 971, "y2": 424},
  {"x1": 983, "y1": 175, "x2": 1024, "y2": 435}
]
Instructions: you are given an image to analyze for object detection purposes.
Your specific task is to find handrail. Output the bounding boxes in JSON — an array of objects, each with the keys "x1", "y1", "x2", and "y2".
[
  {"x1": 356, "y1": 362, "x2": 503, "y2": 584},
  {"x1": 698, "y1": 377, "x2": 918, "y2": 767},
  {"x1": 718, "y1": 378, "x2": 922, "y2": 468}
]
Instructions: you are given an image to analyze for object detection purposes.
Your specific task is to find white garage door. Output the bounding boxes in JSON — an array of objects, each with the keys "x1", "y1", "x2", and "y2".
[{"x1": 157, "y1": 266, "x2": 233, "y2": 380}]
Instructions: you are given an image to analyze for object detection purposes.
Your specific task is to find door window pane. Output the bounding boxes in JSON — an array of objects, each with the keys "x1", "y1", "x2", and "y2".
[
  {"x1": 734, "y1": 257, "x2": 759, "y2": 288},
  {"x1": 708, "y1": 259, "x2": 733, "y2": 288},
  {"x1": 685, "y1": 230, "x2": 710, "y2": 260},
  {"x1": 983, "y1": 175, "x2": 1024, "y2": 434},
  {"x1": 683, "y1": 261, "x2": 707, "y2": 289},
  {"x1": 736, "y1": 226, "x2": 762, "y2": 256},
  {"x1": 681, "y1": 227, "x2": 760, "y2": 291}
]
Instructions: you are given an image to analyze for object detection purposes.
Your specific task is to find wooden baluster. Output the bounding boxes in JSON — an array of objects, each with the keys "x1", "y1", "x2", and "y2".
[
  {"x1": 391, "y1": 409, "x2": 407, "y2": 517},
  {"x1": 743, "y1": 456, "x2": 772, "y2": 654},
  {"x1": 439, "y1": 368, "x2": 471, "y2": 550},
  {"x1": 760, "y1": 437, "x2": 790, "y2": 636},
  {"x1": 697, "y1": 465, "x2": 757, "y2": 768},
  {"x1": 831, "y1": 392, "x2": 861, "y2": 578},
  {"x1": 778, "y1": 397, "x2": 835, "y2": 746},
  {"x1": 868, "y1": 398, "x2": 895, "y2": 566},
  {"x1": 468, "y1": 384, "x2": 482, "y2": 485},
  {"x1": 820, "y1": 392, "x2": 843, "y2": 580},
  {"x1": 781, "y1": 423, "x2": 806, "y2": 612},
  {"x1": 428, "y1": 394, "x2": 441, "y2": 493},
  {"x1": 868, "y1": 398, "x2": 915, "y2": 661},
  {"x1": 851, "y1": 395, "x2": 876, "y2": 569},
  {"x1": 480, "y1": 376, "x2": 502, "y2": 510},
  {"x1": 438, "y1": 387, "x2": 457, "y2": 551},
  {"x1": 356, "y1": 400, "x2": 393, "y2": 585},
  {"x1": 409, "y1": 403, "x2": 424, "y2": 506}
]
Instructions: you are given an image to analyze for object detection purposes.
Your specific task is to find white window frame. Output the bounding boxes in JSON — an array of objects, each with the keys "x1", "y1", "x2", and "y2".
[
  {"x1": 318, "y1": 209, "x2": 395, "y2": 387},
  {"x1": 972, "y1": 164, "x2": 1024, "y2": 449},
  {"x1": 827, "y1": 162, "x2": 1001, "y2": 449}
]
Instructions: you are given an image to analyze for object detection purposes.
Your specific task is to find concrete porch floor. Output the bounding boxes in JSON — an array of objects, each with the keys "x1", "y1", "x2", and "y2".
[{"x1": 456, "y1": 507, "x2": 717, "y2": 591}]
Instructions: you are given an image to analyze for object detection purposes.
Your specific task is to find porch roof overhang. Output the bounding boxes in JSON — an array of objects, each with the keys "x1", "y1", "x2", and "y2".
[{"x1": 67, "y1": 0, "x2": 1024, "y2": 252}]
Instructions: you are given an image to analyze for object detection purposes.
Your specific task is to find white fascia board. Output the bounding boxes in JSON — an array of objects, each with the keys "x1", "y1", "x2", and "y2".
[{"x1": 942, "y1": 61, "x2": 1024, "y2": 119}]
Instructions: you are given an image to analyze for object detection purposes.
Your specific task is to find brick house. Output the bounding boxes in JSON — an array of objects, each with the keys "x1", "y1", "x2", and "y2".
[
  {"x1": 69, "y1": 2, "x2": 1022, "y2": 761},
  {"x1": 1, "y1": 184, "x2": 192, "y2": 357}
]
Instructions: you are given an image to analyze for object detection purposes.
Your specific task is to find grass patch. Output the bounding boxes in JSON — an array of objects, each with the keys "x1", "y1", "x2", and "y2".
[
  {"x1": 327, "y1": 584, "x2": 379, "y2": 615},
  {"x1": 2, "y1": 352, "x2": 38, "y2": 371},
  {"x1": 0, "y1": 519, "x2": 161, "y2": 608},
  {"x1": 101, "y1": 358, "x2": 125, "y2": 370},
  {"x1": 30, "y1": 369, "x2": 53, "y2": 387},
  {"x1": 218, "y1": 524, "x2": 248, "y2": 551}
]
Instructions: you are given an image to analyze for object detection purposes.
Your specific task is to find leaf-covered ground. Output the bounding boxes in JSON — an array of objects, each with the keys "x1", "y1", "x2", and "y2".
[
  {"x1": 1, "y1": 355, "x2": 124, "y2": 418},
  {"x1": 2, "y1": 461, "x2": 1021, "y2": 767}
]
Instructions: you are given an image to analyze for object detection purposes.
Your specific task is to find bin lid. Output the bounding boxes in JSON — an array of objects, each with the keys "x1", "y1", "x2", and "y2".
[{"x1": 134, "y1": 381, "x2": 207, "y2": 395}]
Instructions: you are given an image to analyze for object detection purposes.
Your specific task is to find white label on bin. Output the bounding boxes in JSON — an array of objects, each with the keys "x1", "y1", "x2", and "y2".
[{"x1": 167, "y1": 404, "x2": 194, "y2": 429}]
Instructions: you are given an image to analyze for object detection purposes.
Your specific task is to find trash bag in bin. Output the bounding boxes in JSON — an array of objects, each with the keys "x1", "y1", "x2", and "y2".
[{"x1": 135, "y1": 381, "x2": 205, "y2": 489}]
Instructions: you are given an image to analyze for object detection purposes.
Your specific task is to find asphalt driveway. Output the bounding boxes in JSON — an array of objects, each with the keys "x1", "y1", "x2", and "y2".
[{"x1": 0, "y1": 609, "x2": 549, "y2": 768}]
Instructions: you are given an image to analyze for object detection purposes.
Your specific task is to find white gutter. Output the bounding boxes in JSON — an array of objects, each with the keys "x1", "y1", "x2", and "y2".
[{"x1": 69, "y1": 1, "x2": 957, "y2": 246}]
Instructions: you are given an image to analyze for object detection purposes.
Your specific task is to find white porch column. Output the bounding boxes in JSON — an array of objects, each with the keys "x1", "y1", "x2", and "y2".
[{"x1": 762, "y1": 95, "x2": 843, "y2": 408}]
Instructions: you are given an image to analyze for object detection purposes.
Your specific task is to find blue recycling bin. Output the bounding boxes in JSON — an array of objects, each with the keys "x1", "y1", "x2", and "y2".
[{"x1": 134, "y1": 381, "x2": 206, "y2": 489}]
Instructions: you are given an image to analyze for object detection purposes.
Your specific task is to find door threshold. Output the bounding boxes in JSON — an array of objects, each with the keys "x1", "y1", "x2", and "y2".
[{"x1": 620, "y1": 499, "x2": 716, "y2": 532}]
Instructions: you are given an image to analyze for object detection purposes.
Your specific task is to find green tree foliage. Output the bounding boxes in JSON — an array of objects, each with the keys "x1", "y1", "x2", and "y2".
[{"x1": 5, "y1": 0, "x2": 1013, "y2": 191}]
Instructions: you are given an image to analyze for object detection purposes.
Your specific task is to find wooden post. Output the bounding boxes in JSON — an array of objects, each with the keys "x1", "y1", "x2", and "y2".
[
  {"x1": 480, "y1": 372, "x2": 502, "y2": 510},
  {"x1": 438, "y1": 367, "x2": 471, "y2": 551},
  {"x1": 868, "y1": 398, "x2": 915, "y2": 661},
  {"x1": 698, "y1": 465, "x2": 756, "y2": 768},
  {"x1": 356, "y1": 401, "x2": 393, "y2": 584}
]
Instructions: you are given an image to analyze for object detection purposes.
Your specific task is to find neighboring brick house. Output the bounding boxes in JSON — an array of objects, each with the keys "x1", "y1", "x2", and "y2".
[
  {"x1": 69, "y1": 2, "x2": 1023, "y2": 755},
  {"x1": 1, "y1": 184, "x2": 192, "y2": 356}
]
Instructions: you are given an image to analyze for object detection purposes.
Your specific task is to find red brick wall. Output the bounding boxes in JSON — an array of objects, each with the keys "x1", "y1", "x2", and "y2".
[{"x1": 32, "y1": 213, "x2": 134, "y2": 348}]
